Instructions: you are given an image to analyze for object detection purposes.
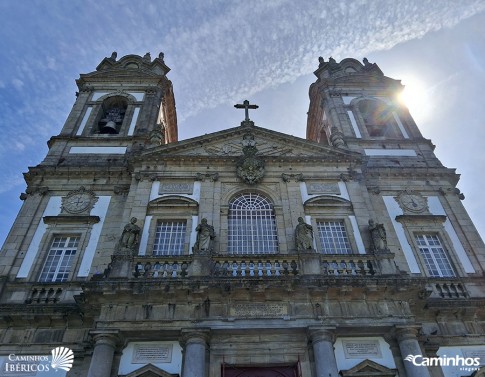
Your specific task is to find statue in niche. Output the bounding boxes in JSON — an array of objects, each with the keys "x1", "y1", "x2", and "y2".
[
  {"x1": 368, "y1": 219, "x2": 387, "y2": 252},
  {"x1": 121, "y1": 217, "x2": 141, "y2": 249},
  {"x1": 194, "y1": 218, "x2": 215, "y2": 253},
  {"x1": 295, "y1": 217, "x2": 314, "y2": 251}
]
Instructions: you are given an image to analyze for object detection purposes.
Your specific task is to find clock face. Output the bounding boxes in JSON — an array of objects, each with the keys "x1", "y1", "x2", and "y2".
[
  {"x1": 64, "y1": 193, "x2": 91, "y2": 214},
  {"x1": 400, "y1": 193, "x2": 427, "y2": 212}
]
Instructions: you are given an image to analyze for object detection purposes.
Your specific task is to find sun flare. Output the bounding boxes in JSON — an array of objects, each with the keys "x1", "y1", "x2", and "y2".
[{"x1": 398, "y1": 77, "x2": 430, "y2": 123}]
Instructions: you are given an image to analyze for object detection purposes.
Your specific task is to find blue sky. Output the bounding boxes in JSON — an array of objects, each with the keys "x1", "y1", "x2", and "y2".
[{"x1": 1, "y1": 1, "x2": 485, "y2": 246}]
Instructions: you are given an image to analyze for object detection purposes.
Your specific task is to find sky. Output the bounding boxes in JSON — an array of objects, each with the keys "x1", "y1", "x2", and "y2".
[{"x1": 0, "y1": 0, "x2": 485, "y2": 247}]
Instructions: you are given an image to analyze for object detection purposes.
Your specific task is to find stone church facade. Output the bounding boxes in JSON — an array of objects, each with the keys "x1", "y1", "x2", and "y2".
[{"x1": 0, "y1": 53, "x2": 484, "y2": 377}]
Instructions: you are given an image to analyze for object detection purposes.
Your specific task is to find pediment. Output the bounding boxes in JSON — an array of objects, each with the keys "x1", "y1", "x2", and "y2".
[
  {"x1": 148, "y1": 196, "x2": 199, "y2": 208},
  {"x1": 141, "y1": 124, "x2": 362, "y2": 163},
  {"x1": 120, "y1": 363, "x2": 179, "y2": 377},
  {"x1": 340, "y1": 359, "x2": 396, "y2": 377},
  {"x1": 304, "y1": 195, "x2": 351, "y2": 208}
]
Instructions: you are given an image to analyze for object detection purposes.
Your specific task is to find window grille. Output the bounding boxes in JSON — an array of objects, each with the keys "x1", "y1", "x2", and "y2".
[
  {"x1": 317, "y1": 221, "x2": 352, "y2": 254},
  {"x1": 415, "y1": 234, "x2": 455, "y2": 277},
  {"x1": 153, "y1": 221, "x2": 187, "y2": 256},
  {"x1": 228, "y1": 193, "x2": 278, "y2": 254},
  {"x1": 39, "y1": 236, "x2": 79, "y2": 282}
]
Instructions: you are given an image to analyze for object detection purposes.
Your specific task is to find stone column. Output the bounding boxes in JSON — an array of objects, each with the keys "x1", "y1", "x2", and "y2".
[
  {"x1": 87, "y1": 332, "x2": 118, "y2": 377},
  {"x1": 308, "y1": 327, "x2": 339, "y2": 377},
  {"x1": 181, "y1": 328, "x2": 210, "y2": 377},
  {"x1": 396, "y1": 327, "x2": 431, "y2": 377}
]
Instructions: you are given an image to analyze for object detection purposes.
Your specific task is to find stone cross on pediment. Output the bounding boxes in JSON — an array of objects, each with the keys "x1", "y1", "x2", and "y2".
[{"x1": 234, "y1": 100, "x2": 258, "y2": 125}]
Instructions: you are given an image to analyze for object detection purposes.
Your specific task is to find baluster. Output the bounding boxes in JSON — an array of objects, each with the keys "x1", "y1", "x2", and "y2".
[
  {"x1": 258, "y1": 261, "x2": 263, "y2": 277},
  {"x1": 265, "y1": 261, "x2": 272, "y2": 276},
  {"x1": 249, "y1": 262, "x2": 255, "y2": 276},
  {"x1": 330, "y1": 261, "x2": 338, "y2": 275},
  {"x1": 348, "y1": 260, "x2": 356, "y2": 275},
  {"x1": 435, "y1": 283, "x2": 444, "y2": 297},
  {"x1": 222, "y1": 262, "x2": 230, "y2": 276},
  {"x1": 338, "y1": 260, "x2": 346, "y2": 275},
  {"x1": 274, "y1": 261, "x2": 281, "y2": 276},
  {"x1": 172, "y1": 262, "x2": 179, "y2": 278},
  {"x1": 240, "y1": 261, "x2": 246, "y2": 277},
  {"x1": 232, "y1": 261, "x2": 238, "y2": 277},
  {"x1": 153, "y1": 262, "x2": 161, "y2": 277}
]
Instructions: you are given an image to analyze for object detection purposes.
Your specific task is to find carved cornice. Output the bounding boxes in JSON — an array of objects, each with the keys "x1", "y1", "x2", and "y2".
[
  {"x1": 43, "y1": 215, "x2": 100, "y2": 224},
  {"x1": 395, "y1": 214, "x2": 447, "y2": 224}
]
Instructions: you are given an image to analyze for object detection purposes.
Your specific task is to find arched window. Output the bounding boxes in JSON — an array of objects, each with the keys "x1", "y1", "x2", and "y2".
[
  {"x1": 228, "y1": 193, "x2": 278, "y2": 254},
  {"x1": 358, "y1": 99, "x2": 399, "y2": 138},
  {"x1": 97, "y1": 96, "x2": 128, "y2": 134}
]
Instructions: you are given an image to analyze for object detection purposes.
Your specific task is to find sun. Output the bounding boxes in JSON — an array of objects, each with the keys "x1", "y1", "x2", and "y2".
[{"x1": 398, "y1": 77, "x2": 431, "y2": 123}]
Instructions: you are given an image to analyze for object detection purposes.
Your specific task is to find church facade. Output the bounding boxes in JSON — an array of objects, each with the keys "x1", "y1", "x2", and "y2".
[{"x1": 0, "y1": 53, "x2": 484, "y2": 377}]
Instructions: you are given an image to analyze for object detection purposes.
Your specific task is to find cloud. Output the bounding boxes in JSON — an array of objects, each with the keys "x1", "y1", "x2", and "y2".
[
  {"x1": 11, "y1": 78, "x2": 24, "y2": 90},
  {"x1": 156, "y1": 0, "x2": 485, "y2": 121}
]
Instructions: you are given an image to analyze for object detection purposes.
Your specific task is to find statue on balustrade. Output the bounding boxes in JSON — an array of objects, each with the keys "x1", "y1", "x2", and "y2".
[
  {"x1": 295, "y1": 217, "x2": 314, "y2": 251},
  {"x1": 194, "y1": 218, "x2": 215, "y2": 253},
  {"x1": 368, "y1": 219, "x2": 387, "y2": 252},
  {"x1": 120, "y1": 217, "x2": 141, "y2": 249}
]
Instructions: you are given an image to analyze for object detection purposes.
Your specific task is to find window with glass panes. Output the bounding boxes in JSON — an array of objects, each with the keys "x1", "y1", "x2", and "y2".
[
  {"x1": 317, "y1": 220, "x2": 352, "y2": 254},
  {"x1": 415, "y1": 234, "x2": 455, "y2": 277},
  {"x1": 39, "y1": 236, "x2": 79, "y2": 282},
  {"x1": 228, "y1": 193, "x2": 278, "y2": 254},
  {"x1": 152, "y1": 220, "x2": 187, "y2": 256}
]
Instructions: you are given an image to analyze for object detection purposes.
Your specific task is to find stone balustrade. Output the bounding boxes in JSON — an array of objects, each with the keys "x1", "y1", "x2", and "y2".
[
  {"x1": 25, "y1": 286, "x2": 63, "y2": 304},
  {"x1": 320, "y1": 254, "x2": 377, "y2": 276},
  {"x1": 133, "y1": 257, "x2": 191, "y2": 278},
  {"x1": 431, "y1": 281, "x2": 468, "y2": 298},
  {"x1": 129, "y1": 253, "x2": 398, "y2": 279},
  {"x1": 211, "y1": 256, "x2": 299, "y2": 277}
]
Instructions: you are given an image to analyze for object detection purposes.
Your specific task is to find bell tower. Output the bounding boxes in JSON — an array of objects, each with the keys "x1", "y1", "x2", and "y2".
[
  {"x1": 306, "y1": 57, "x2": 442, "y2": 168},
  {"x1": 42, "y1": 52, "x2": 177, "y2": 165}
]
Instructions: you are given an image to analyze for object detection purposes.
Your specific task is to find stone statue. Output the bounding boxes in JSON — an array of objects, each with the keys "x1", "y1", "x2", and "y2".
[
  {"x1": 318, "y1": 56, "x2": 325, "y2": 68},
  {"x1": 110, "y1": 51, "x2": 117, "y2": 61},
  {"x1": 194, "y1": 218, "x2": 215, "y2": 253},
  {"x1": 121, "y1": 217, "x2": 141, "y2": 249},
  {"x1": 295, "y1": 217, "x2": 314, "y2": 250},
  {"x1": 368, "y1": 219, "x2": 387, "y2": 252},
  {"x1": 143, "y1": 52, "x2": 151, "y2": 62}
]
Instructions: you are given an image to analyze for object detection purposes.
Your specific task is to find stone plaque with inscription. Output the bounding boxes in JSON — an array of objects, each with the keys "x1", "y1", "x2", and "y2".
[
  {"x1": 342, "y1": 340, "x2": 382, "y2": 359},
  {"x1": 307, "y1": 183, "x2": 340, "y2": 195},
  {"x1": 230, "y1": 303, "x2": 288, "y2": 318},
  {"x1": 132, "y1": 344, "x2": 173, "y2": 363},
  {"x1": 159, "y1": 183, "x2": 193, "y2": 195}
]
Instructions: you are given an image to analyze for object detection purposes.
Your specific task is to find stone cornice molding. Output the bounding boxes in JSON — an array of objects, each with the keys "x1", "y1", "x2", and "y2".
[{"x1": 43, "y1": 215, "x2": 100, "y2": 225}]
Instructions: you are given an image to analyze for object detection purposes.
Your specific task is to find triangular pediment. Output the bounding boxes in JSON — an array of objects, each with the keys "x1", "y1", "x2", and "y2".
[
  {"x1": 141, "y1": 124, "x2": 362, "y2": 163},
  {"x1": 340, "y1": 359, "x2": 396, "y2": 377},
  {"x1": 120, "y1": 363, "x2": 179, "y2": 377}
]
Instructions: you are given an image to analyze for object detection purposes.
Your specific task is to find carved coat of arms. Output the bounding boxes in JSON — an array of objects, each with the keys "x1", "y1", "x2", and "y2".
[{"x1": 236, "y1": 133, "x2": 265, "y2": 185}]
